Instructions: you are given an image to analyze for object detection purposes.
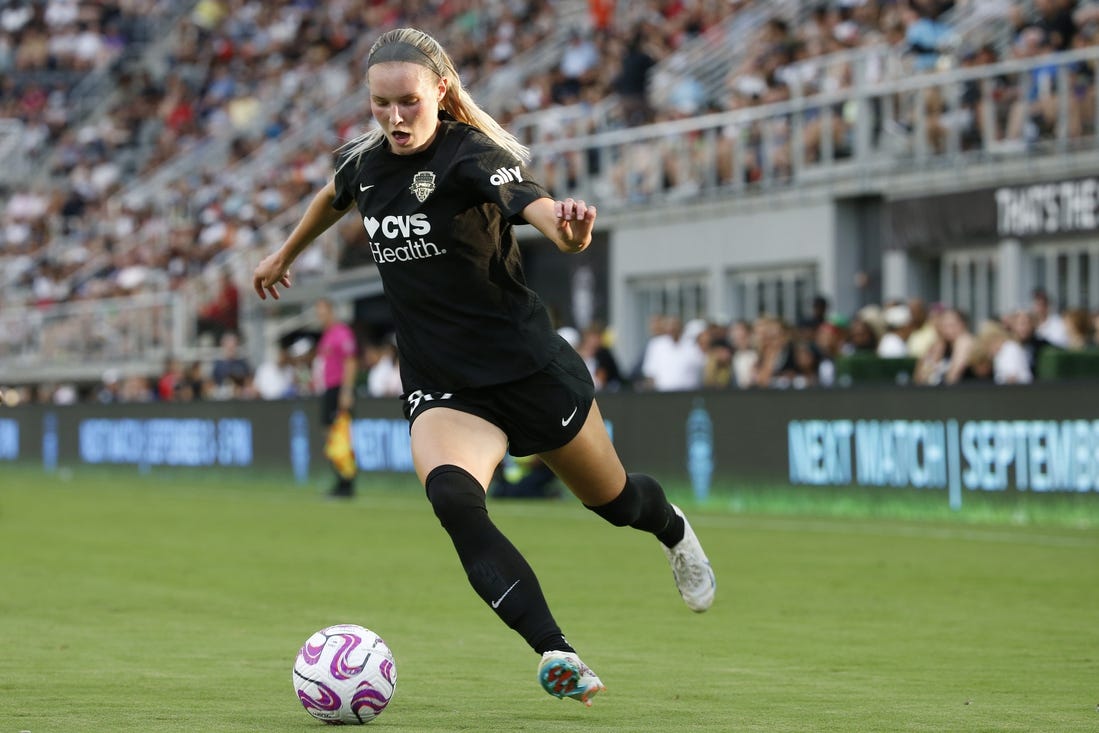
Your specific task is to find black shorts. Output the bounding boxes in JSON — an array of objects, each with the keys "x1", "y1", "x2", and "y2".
[
  {"x1": 401, "y1": 344, "x2": 595, "y2": 457},
  {"x1": 320, "y1": 387, "x2": 348, "y2": 427}
]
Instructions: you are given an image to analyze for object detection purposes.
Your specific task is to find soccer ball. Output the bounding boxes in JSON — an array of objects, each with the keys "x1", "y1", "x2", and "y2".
[{"x1": 292, "y1": 624, "x2": 397, "y2": 725}]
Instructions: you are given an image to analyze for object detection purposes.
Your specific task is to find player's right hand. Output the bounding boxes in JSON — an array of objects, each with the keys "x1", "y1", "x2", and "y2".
[{"x1": 253, "y1": 252, "x2": 292, "y2": 300}]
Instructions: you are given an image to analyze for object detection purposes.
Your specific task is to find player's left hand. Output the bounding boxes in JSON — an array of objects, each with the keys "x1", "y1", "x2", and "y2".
[{"x1": 554, "y1": 198, "x2": 596, "y2": 252}]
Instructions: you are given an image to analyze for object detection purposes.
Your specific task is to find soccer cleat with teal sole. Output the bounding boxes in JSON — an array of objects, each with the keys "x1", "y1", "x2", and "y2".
[{"x1": 538, "y1": 650, "x2": 605, "y2": 707}]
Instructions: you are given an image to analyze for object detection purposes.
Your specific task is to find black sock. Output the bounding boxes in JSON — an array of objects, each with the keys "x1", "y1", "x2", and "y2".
[
  {"x1": 585, "y1": 473, "x2": 685, "y2": 548},
  {"x1": 425, "y1": 465, "x2": 574, "y2": 655}
]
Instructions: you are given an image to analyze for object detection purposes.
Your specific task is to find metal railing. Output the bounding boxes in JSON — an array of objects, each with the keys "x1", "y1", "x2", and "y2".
[
  {"x1": 942, "y1": 0, "x2": 1017, "y2": 54},
  {"x1": 524, "y1": 44, "x2": 1099, "y2": 206},
  {"x1": 0, "y1": 119, "x2": 30, "y2": 184},
  {"x1": 0, "y1": 293, "x2": 183, "y2": 382},
  {"x1": 783, "y1": 42, "x2": 909, "y2": 95},
  {"x1": 508, "y1": 98, "x2": 619, "y2": 146},
  {"x1": 647, "y1": 0, "x2": 802, "y2": 113}
]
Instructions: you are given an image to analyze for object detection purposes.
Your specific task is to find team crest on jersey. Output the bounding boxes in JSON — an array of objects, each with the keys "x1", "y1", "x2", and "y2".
[{"x1": 409, "y1": 171, "x2": 436, "y2": 202}]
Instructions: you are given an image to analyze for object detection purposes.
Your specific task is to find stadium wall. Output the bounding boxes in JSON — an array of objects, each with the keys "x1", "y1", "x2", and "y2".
[
  {"x1": 608, "y1": 192, "x2": 858, "y2": 366},
  {"x1": 4, "y1": 387, "x2": 1099, "y2": 506},
  {"x1": 603, "y1": 162, "x2": 1099, "y2": 369}
]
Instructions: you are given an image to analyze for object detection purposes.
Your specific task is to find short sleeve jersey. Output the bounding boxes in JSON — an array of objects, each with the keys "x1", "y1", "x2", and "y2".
[
  {"x1": 315, "y1": 321, "x2": 356, "y2": 391},
  {"x1": 332, "y1": 120, "x2": 557, "y2": 392}
]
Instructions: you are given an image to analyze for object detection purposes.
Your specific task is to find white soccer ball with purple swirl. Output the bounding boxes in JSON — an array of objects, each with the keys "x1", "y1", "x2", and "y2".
[{"x1": 292, "y1": 624, "x2": 397, "y2": 725}]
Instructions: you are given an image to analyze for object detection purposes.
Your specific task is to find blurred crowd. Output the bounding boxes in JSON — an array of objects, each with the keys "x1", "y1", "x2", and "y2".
[
  {"x1": 526, "y1": 0, "x2": 1099, "y2": 201},
  {"x1": 0, "y1": 0, "x2": 167, "y2": 74},
  {"x1": 3, "y1": 0, "x2": 1099, "y2": 397},
  {"x1": 1, "y1": 0, "x2": 560, "y2": 313},
  {"x1": 5, "y1": 1, "x2": 1097, "y2": 313},
  {"x1": 626, "y1": 289, "x2": 1099, "y2": 392},
  {"x1": 8, "y1": 286, "x2": 1098, "y2": 406}
]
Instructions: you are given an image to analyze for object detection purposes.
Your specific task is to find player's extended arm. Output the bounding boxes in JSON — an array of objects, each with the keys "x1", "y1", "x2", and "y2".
[
  {"x1": 522, "y1": 197, "x2": 597, "y2": 254},
  {"x1": 253, "y1": 179, "x2": 354, "y2": 300}
]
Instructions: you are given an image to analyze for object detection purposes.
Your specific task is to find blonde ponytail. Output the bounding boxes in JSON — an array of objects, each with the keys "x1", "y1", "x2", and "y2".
[{"x1": 338, "y1": 28, "x2": 529, "y2": 170}]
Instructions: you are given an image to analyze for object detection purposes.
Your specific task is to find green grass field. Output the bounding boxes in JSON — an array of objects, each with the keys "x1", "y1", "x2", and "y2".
[{"x1": 1, "y1": 466, "x2": 1097, "y2": 732}]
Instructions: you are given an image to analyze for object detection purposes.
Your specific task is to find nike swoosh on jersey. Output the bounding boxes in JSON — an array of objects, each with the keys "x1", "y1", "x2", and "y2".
[{"x1": 360, "y1": 184, "x2": 374, "y2": 192}]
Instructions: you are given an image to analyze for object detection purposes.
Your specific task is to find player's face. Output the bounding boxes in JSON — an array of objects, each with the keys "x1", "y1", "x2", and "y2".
[{"x1": 368, "y1": 62, "x2": 447, "y2": 155}]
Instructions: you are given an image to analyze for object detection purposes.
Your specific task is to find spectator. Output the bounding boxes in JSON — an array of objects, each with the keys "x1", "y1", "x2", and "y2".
[
  {"x1": 254, "y1": 344, "x2": 296, "y2": 400},
  {"x1": 915, "y1": 308, "x2": 976, "y2": 385},
  {"x1": 355, "y1": 340, "x2": 380, "y2": 399},
  {"x1": 613, "y1": 29, "x2": 657, "y2": 126},
  {"x1": 753, "y1": 317, "x2": 796, "y2": 387},
  {"x1": 119, "y1": 374, "x2": 154, "y2": 402},
  {"x1": 211, "y1": 332, "x2": 251, "y2": 389},
  {"x1": 555, "y1": 29, "x2": 599, "y2": 103},
  {"x1": 977, "y1": 319, "x2": 1033, "y2": 384},
  {"x1": 366, "y1": 338, "x2": 402, "y2": 399},
  {"x1": 877, "y1": 303, "x2": 913, "y2": 358},
  {"x1": 729, "y1": 319, "x2": 758, "y2": 388},
  {"x1": 967, "y1": 338, "x2": 995, "y2": 381},
  {"x1": 1005, "y1": 26, "x2": 1081, "y2": 143},
  {"x1": 800, "y1": 295, "x2": 830, "y2": 334},
  {"x1": 847, "y1": 315, "x2": 880, "y2": 353},
  {"x1": 641, "y1": 315, "x2": 705, "y2": 391},
  {"x1": 50, "y1": 382, "x2": 77, "y2": 405},
  {"x1": 1006, "y1": 308, "x2": 1053, "y2": 375},
  {"x1": 906, "y1": 298, "x2": 939, "y2": 359},
  {"x1": 195, "y1": 269, "x2": 240, "y2": 342},
  {"x1": 94, "y1": 368, "x2": 121, "y2": 403},
  {"x1": 178, "y1": 360, "x2": 212, "y2": 401},
  {"x1": 787, "y1": 340, "x2": 821, "y2": 389},
  {"x1": 902, "y1": 2, "x2": 954, "y2": 72},
  {"x1": 630, "y1": 313, "x2": 668, "y2": 384},
  {"x1": 1063, "y1": 307, "x2": 1091, "y2": 349},
  {"x1": 287, "y1": 337, "x2": 316, "y2": 396},
  {"x1": 1035, "y1": 0, "x2": 1077, "y2": 51},
  {"x1": 702, "y1": 337, "x2": 734, "y2": 389},
  {"x1": 577, "y1": 322, "x2": 624, "y2": 392},
  {"x1": 157, "y1": 357, "x2": 183, "y2": 401},
  {"x1": 813, "y1": 322, "x2": 842, "y2": 387},
  {"x1": 1032, "y1": 288, "x2": 1069, "y2": 347}
]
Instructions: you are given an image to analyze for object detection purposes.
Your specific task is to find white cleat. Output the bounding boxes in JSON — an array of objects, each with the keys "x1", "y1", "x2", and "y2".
[
  {"x1": 662, "y1": 505, "x2": 716, "y2": 612},
  {"x1": 538, "y1": 650, "x2": 606, "y2": 707}
]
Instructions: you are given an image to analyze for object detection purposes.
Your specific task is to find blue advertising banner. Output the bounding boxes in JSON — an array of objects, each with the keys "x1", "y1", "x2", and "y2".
[{"x1": 2, "y1": 386, "x2": 1098, "y2": 510}]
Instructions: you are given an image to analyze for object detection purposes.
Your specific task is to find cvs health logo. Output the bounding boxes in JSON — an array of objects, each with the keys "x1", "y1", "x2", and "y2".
[
  {"x1": 363, "y1": 213, "x2": 447, "y2": 264},
  {"x1": 363, "y1": 213, "x2": 430, "y2": 239}
]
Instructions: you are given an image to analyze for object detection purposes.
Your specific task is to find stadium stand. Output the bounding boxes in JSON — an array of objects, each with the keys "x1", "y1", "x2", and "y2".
[{"x1": 1, "y1": 0, "x2": 1098, "y2": 404}]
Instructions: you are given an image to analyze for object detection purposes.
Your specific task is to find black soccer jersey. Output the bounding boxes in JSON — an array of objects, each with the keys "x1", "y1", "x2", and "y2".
[{"x1": 332, "y1": 119, "x2": 561, "y2": 392}]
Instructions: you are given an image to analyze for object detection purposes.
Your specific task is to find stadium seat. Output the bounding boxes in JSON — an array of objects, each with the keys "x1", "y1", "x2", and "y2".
[
  {"x1": 1035, "y1": 349, "x2": 1099, "y2": 381},
  {"x1": 834, "y1": 354, "x2": 917, "y2": 385}
]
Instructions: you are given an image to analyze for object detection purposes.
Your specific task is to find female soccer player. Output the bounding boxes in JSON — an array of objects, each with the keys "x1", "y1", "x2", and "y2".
[{"x1": 253, "y1": 27, "x2": 715, "y2": 707}]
